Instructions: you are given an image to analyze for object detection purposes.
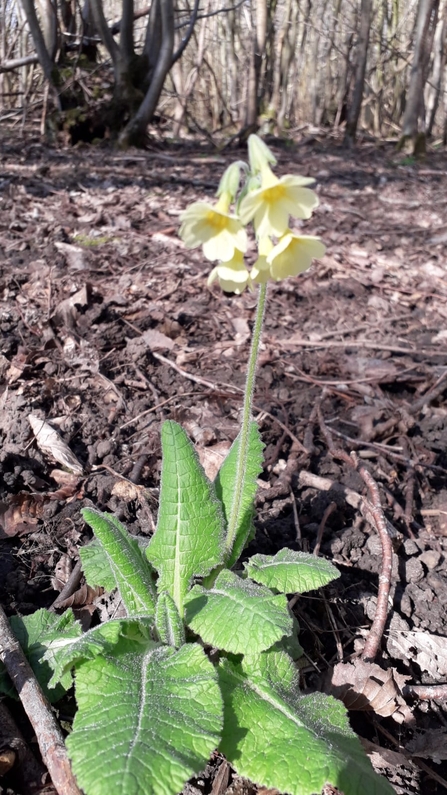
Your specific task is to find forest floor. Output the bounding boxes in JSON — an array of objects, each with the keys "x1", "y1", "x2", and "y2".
[{"x1": 1, "y1": 131, "x2": 447, "y2": 795}]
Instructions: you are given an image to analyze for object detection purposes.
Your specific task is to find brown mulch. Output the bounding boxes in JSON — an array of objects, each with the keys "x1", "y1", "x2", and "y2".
[{"x1": 1, "y1": 132, "x2": 447, "y2": 795}]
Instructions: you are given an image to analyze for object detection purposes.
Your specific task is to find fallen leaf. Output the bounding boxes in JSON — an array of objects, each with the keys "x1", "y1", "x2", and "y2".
[
  {"x1": 324, "y1": 659, "x2": 414, "y2": 724},
  {"x1": 28, "y1": 414, "x2": 84, "y2": 475}
]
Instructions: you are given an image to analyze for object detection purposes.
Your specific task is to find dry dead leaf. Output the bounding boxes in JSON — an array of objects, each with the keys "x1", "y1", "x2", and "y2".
[
  {"x1": 324, "y1": 659, "x2": 414, "y2": 724},
  {"x1": 52, "y1": 284, "x2": 90, "y2": 328},
  {"x1": 126, "y1": 328, "x2": 175, "y2": 359},
  {"x1": 28, "y1": 414, "x2": 84, "y2": 475},
  {"x1": 54, "y1": 241, "x2": 88, "y2": 270},
  {"x1": 111, "y1": 480, "x2": 143, "y2": 502},
  {"x1": 55, "y1": 584, "x2": 104, "y2": 609},
  {"x1": 50, "y1": 469, "x2": 84, "y2": 501},
  {"x1": 0, "y1": 493, "x2": 46, "y2": 538},
  {"x1": 197, "y1": 441, "x2": 232, "y2": 481},
  {"x1": 387, "y1": 630, "x2": 447, "y2": 678},
  {"x1": 52, "y1": 554, "x2": 73, "y2": 591}
]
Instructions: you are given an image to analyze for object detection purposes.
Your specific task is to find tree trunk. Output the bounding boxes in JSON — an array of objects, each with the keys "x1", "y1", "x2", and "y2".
[
  {"x1": 245, "y1": 0, "x2": 267, "y2": 128},
  {"x1": 119, "y1": 0, "x2": 174, "y2": 147},
  {"x1": 399, "y1": 0, "x2": 439, "y2": 146},
  {"x1": 344, "y1": 0, "x2": 373, "y2": 144},
  {"x1": 19, "y1": 0, "x2": 57, "y2": 86},
  {"x1": 425, "y1": 0, "x2": 446, "y2": 135}
]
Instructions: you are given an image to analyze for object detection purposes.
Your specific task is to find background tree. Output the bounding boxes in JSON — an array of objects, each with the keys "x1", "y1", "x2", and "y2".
[{"x1": 1, "y1": 0, "x2": 446, "y2": 149}]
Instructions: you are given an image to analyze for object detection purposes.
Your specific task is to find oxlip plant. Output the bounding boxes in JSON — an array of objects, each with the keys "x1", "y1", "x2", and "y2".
[{"x1": 0, "y1": 136, "x2": 393, "y2": 795}]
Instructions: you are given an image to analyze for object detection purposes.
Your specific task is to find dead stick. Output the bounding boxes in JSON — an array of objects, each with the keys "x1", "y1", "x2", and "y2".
[
  {"x1": 355, "y1": 457, "x2": 394, "y2": 663},
  {"x1": 403, "y1": 683, "x2": 447, "y2": 701},
  {"x1": 0, "y1": 606, "x2": 82, "y2": 795},
  {"x1": 317, "y1": 411, "x2": 393, "y2": 662}
]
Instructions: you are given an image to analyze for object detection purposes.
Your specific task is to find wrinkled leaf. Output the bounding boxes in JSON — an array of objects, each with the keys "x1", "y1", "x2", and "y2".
[
  {"x1": 67, "y1": 643, "x2": 223, "y2": 795},
  {"x1": 82, "y1": 509, "x2": 157, "y2": 617},
  {"x1": 147, "y1": 421, "x2": 225, "y2": 615},
  {"x1": 215, "y1": 421, "x2": 264, "y2": 567},
  {"x1": 185, "y1": 569, "x2": 292, "y2": 655},
  {"x1": 218, "y1": 650, "x2": 394, "y2": 795},
  {"x1": 245, "y1": 549, "x2": 340, "y2": 594},
  {"x1": 0, "y1": 609, "x2": 80, "y2": 702}
]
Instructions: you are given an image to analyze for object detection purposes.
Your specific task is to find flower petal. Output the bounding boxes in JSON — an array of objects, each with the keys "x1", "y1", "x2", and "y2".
[{"x1": 268, "y1": 234, "x2": 326, "y2": 280}]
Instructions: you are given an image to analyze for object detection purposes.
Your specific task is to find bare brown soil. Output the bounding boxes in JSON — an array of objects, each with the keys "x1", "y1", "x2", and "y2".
[{"x1": 1, "y1": 133, "x2": 447, "y2": 795}]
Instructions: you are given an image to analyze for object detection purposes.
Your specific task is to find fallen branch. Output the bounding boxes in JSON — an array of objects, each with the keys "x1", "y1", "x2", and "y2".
[
  {"x1": 316, "y1": 411, "x2": 394, "y2": 662},
  {"x1": 0, "y1": 606, "x2": 82, "y2": 795}
]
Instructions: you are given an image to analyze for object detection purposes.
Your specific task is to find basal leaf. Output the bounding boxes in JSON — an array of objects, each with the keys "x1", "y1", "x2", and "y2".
[
  {"x1": 0, "y1": 609, "x2": 80, "y2": 702},
  {"x1": 67, "y1": 642, "x2": 223, "y2": 795},
  {"x1": 82, "y1": 508, "x2": 157, "y2": 617},
  {"x1": 155, "y1": 592, "x2": 186, "y2": 647},
  {"x1": 147, "y1": 421, "x2": 225, "y2": 616},
  {"x1": 218, "y1": 650, "x2": 394, "y2": 795},
  {"x1": 215, "y1": 421, "x2": 264, "y2": 567},
  {"x1": 184, "y1": 570, "x2": 292, "y2": 655},
  {"x1": 245, "y1": 548, "x2": 340, "y2": 594}
]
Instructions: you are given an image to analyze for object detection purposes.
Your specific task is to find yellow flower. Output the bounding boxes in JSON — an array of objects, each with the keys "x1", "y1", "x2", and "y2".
[
  {"x1": 267, "y1": 233, "x2": 326, "y2": 281},
  {"x1": 179, "y1": 193, "x2": 247, "y2": 262},
  {"x1": 239, "y1": 164, "x2": 318, "y2": 239},
  {"x1": 208, "y1": 250, "x2": 251, "y2": 294},
  {"x1": 251, "y1": 237, "x2": 273, "y2": 284}
]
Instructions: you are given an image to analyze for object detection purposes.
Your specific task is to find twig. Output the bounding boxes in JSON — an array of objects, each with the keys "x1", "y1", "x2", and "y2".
[
  {"x1": 50, "y1": 560, "x2": 82, "y2": 610},
  {"x1": 317, "y1": 412, "x2": 394, "y2": 662},
  {"x1": 314, "y1": 501, "x2": 337, "y2": 557},
  {"x1": 403, "y1": 683, "x2": 447, "y2": 701},
  {"x1": 151, "y1": 352, "x2": 307, "y2": 451},
  {"x1": 355, "y1": 458, "x2": 394, "y2": 663},
  {"x1": 367, "y1": 369, "x2": 447, "y2": 441},
  {"x1": 0, "y1": 606, "x2": 82, "y2": 795},
  {"x1": 276, "y1": 337, "x2": 446, "y2": 359}
]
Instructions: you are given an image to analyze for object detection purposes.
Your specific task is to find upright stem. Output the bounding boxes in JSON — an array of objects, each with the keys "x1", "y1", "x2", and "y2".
[{"x1": 225, "y1": 281, "x2": 268, "y2": 557}]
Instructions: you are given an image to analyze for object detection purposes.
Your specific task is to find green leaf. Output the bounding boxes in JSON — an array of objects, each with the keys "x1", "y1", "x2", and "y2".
[
  {"x1": 79, "y1": 538, "x2": 116, "y2": 590},
  {"x1": 218, "y1": 651, "x2": 394, "y2": 795},
  {"x1": 215, "y1": 421, "x2": 264, "y2": 567},
  {"x1": 67, "y1": 642, "x2": 223, "y2": 795},
  {"x1": 184, "y1": 570, "x2": 292, "y2": 655},
  {"x1": 147, "y1": 421, "x2": 225, "y2": 616},
  {"x1": 82, "y1": 508, "x2": 157, "y2": 617},
  {"x1": 0, "y1": 609, "x2": 80, "y2": 702},
  {"x1": 245, "y1": 548, "x2": 340, "y2": 594},
  {"x1": 45, "y1": 618, "x2": 153, "y2": 689},
  {"x1": 155, "y1": 592, "x2": 186, "y2": 647}
]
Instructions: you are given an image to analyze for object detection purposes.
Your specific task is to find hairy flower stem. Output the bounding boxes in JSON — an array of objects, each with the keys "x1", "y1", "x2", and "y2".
[{"x1": 225, "y1": 282, "x2": 268, "y2": 559}]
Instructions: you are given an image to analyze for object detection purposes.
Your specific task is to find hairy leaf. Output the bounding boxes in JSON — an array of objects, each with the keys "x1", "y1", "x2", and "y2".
[
  {"x1": 245, "y1": 548, "x2": 340, "y2": 594},
  {"x1": 79, "y1": 538, "x2": 116, "y2": 591},
  {"x1": 184, "y1": 569, "x2": 292, "y2": 655},
  {"x1": 82, "y1": 508, "x2": 157, "y2": 617},
  {"x1": 0, "y1": 609, "x2": 80, "y2": 702},
  {"x1": 147, "y1": 421, "x2": 225, "y2": 615},
  {"x1": 67, "y1": 643, "x2": 223, "y2": 795},
  {"x1": 155, "y1": 592, "x2": 185, "y2": 647},
  {"x1": 218, "y1": 650, "x2": 394, "y2": 795},
  {"x1": 215, "y1": 421, "x2": 264, "y2": 567},
  {"x1": 45, "y1": 618, "x2": 153, "y2": 688}
]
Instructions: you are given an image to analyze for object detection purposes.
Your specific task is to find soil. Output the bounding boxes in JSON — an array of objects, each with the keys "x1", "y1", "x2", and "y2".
[{"x1": 1, "y1": 132, "x2": 447, "y2": 795}]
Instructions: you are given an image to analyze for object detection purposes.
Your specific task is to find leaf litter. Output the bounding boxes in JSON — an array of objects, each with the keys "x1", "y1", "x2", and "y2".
[{"x1": 1, "y1": 134, "x2": 447, "y2": 794}]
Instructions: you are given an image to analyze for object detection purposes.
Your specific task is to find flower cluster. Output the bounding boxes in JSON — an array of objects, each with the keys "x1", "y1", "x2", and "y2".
[{"x1": 179, "y1": 135, "x2": 325, "y2": 294}]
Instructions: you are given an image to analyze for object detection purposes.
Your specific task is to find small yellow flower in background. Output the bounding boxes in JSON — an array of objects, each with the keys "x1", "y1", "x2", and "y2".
[
  {"x1": 267, "y1": 233, "x2": 326, "y2": 281},
  {"x1": 208, "y1": 250, "x2": 251, "y2": 294},
  {"x1": 239, "y1": 164, "x2": 318, "y2": 239},
  {"x1": 179, "y1": 193, "x2": 247, "y2": 263}
]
